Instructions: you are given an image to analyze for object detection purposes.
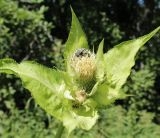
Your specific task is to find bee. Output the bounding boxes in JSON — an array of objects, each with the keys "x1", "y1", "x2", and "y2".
[{"x1": 74, "y1": 48, "x2": 91, "y2": 58}]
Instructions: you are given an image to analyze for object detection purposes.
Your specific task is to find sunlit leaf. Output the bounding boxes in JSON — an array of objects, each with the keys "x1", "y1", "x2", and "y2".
[
  {"x1": 96, "y1": 39, "x2": 105, "y2": 80},
  {"x1": 0, "y1": 58, "x2": 71, "y2": 119},
  {"x1": 63, "y1": 111, "x2": 98, "y2": 134},
  {"x1": 92, "y1": 82, "x2": 126, "y2": 106},
  {"x1": 104, "y1": 27, "x2": 160, "y2": 89}
]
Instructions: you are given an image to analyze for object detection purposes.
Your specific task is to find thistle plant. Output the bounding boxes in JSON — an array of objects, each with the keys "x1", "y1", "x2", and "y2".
[{"x1": 0, "y1": 8, "x2": 159, "y2": 137}]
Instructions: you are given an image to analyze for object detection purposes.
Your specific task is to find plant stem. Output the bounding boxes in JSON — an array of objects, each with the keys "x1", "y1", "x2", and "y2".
[{"x1": 55, "y1": 122, "x2": 64, "y2": 138}]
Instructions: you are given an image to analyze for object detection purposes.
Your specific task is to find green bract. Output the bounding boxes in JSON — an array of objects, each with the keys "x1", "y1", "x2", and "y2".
[{"x1": 0, "y1": 8, "x2": 159, "y2": 134}]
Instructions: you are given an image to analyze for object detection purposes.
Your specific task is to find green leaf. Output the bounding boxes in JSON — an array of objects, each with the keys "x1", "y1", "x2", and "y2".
[
  {"x1": 64, "y1": 8, "x2": 88, "y2": 73},
  {"x1": 0, "y1": 58, "x2": 98, "y2": 132},
  {"x1": 92, "y1": 82, "x2": 126, "y2": 106},
  {"x1": 63, "y1": 111, "x2": 98, "y2": 134},
  {"x1": 104, "y1": 27, "x2": 160, "y2": 89},
  {"x1": 96, "y1": 39, "x2": 105, "y2": 80},
  {"x1": 0, "y1": 58, "x2": 71, "y2": 119}
]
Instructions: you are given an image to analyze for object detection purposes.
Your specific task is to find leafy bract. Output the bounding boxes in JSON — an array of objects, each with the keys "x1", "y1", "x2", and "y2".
[
  {"x1": 62, "y1": 111, "x2": 98, "y2": 134},
  {"x1": 96, "y1": 39, "x2": 105, "y2": 80},
  {"x1": 104, "y1": 27, "x2": 160, "y2": 89},
  {"x1": 0, "y1": 58, "x2": 97, "y2": 133},
  {"x1": 64, "y1": 8, "x2": 88, "y2": 73},
  {"x1": 92, "y1": 82, "x2": 126, "y2": 106}
]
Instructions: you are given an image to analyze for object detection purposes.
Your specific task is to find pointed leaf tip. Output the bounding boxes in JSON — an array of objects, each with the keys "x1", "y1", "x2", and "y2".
[
  {"x1": 70, "y1": 6, "x2": 74, "y2": 14},
  {"x1": 96, "y1": 39, "x2": 105, "y2": 80}
]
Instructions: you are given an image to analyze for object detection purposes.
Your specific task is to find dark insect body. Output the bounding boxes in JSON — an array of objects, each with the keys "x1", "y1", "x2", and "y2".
[
  {"x1": 74, "y1": 48, "x2": 91, "y2": 58},
  {"x1": 72, "y1": 102, "x2": 80, "y2": 109}
]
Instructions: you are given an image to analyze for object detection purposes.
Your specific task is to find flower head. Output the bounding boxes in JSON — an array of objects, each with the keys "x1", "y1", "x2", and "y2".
[{"x1": 70, "y1": 48, "x2": 96, "y2": 81}]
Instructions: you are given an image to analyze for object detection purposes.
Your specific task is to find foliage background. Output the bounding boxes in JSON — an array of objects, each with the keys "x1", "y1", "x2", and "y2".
[{"x1": 0, "y1": 0, "x2": 160, "y2": 137}]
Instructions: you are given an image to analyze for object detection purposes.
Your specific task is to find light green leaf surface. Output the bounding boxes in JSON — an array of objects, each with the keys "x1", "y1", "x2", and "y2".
[
  {"x1": 104, "y1": 27, "x2": 160, "y2": 89},
  {"x1": 92, "y1": 82, "x2": 126, "y2": 106},
  {"x1": 96, "y1": 39, "x2": 105, "y2": 80},
  {"x1": 64, "y1": 8, "x2": 88, "y2": 73},
  {"x1": 0, "y1": 58, "x2": 70, "y2": 119},
  {"x1": 0, "y1": 58, "x2": 98, "y2": 132},
  {"x1": 63, "y1": 111, "x2": 98, "y2": 134}
]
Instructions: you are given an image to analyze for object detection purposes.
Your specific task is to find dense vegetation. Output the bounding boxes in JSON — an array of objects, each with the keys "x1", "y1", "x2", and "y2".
[{"x1": 0, "y1": 0, "x2": 160, "y2": 137}]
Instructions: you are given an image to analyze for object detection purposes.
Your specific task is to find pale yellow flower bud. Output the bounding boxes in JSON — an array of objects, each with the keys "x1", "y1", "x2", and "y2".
[{"x1": 75, "y1": 89, "x2": 86, "y2": 103}]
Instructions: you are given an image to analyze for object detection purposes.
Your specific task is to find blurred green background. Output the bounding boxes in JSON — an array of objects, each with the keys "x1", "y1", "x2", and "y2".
[{"x1": 0, "y1": 0, "x2": 160, "y2": 137}]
